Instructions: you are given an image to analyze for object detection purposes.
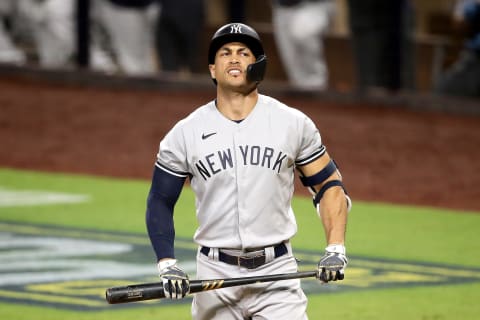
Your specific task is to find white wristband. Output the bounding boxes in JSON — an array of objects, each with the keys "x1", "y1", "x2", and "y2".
[
  {"x1": 157, "y1": 259, "x2": 177, "y2": 272},
  {"x1": 326, "y1": 244, "x2": 346, "y2": 255}
]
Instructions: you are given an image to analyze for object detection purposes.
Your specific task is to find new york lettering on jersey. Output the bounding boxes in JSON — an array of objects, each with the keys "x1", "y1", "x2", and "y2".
[{"x1": 194, "y1": 145, "x2": 288, "y2": 180}]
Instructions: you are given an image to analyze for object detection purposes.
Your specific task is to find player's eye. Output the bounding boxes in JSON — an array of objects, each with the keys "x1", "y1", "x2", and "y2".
[
  {"x1": 239, "y1": 50, "x2": 250, "y2": 57},
  {"x1": 220, "y1": 51, "x2": 230, "y2": 57}
]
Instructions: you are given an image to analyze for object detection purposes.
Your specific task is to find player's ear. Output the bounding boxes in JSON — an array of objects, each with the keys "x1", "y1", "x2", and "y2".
[{"x1": 209, "y1": 64, "x2": 216, "y2": 80}]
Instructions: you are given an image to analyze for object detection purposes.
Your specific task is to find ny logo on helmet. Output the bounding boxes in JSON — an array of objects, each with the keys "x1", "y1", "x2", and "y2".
[{"x1": 230, "y1": 24, "x2": 243, "y2": 34}]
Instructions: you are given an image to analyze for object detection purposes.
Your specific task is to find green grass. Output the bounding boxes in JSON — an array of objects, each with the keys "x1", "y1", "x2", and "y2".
[
  {"x1": 308, "y1": 282, "x2": 480, "y2": 320},
  {"x1": 1, "y1": 167, "x2": 479, "y2": 319},
  {"x1": 0, "y1": 302, "x2": 191, "y2": 320},
  {"x1": 0, "y1": 168, "x2": 196, "y2": 234}
]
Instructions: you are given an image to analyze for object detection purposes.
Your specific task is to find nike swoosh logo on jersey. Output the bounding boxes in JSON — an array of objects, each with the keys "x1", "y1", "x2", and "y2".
[{"x1": 202, "y1": 132, "x2": 217, "y2": 140}]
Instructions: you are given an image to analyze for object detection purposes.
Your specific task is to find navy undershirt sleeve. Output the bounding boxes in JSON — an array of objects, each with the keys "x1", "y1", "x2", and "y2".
[{"x1": 145, "y1": 165, "x2": 186, "y2": 261}]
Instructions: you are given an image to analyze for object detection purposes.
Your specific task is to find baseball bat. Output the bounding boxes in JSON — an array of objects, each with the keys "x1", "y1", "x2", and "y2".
[{"x1": 105, "y1": 270, "x2": 317, "y2": 304}]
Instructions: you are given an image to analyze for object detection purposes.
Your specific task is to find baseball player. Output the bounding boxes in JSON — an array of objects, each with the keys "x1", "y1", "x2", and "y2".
[{"x1": 146, "y1": 22, "x2": 351, "y2": 319}]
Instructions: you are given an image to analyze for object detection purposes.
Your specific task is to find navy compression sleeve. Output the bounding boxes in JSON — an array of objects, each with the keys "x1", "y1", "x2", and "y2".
[{"x1": 145, "y1": 165, "x2": 186, "y2": 261}]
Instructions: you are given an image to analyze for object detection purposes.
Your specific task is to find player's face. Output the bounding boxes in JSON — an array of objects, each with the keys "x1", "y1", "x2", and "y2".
[{"x1": 209, "y1": 42, "x2": 256, "y2": 87}]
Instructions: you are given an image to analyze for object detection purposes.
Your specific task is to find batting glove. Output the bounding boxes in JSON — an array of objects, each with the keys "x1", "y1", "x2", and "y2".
[
  {"x1": 317, "y1": 244, "x2": 348, "y2": 283},
  {"x1": 158, "y1": 259, "x2": 190, "y2": 299}
]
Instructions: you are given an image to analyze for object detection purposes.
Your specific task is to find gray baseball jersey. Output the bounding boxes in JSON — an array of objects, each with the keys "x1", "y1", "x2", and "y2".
[{"x1": 157, "y1": 94, "x2": 325, "y2": 250}]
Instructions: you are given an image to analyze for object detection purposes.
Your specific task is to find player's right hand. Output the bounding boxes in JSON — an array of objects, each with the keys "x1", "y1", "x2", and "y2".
[{"x1": 158, "y1": 259, "x2": 190, "y2": 299}]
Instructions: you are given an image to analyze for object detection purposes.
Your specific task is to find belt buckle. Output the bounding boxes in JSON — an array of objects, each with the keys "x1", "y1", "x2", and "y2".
[
  {"x1": 237, "y1": 256, "x2": 246, "y2": 268},
  {"x1": 238, "y1": 254, "x2": 264, "y2": 269}
]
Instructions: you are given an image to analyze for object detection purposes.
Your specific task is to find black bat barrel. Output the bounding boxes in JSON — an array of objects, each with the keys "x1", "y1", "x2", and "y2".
[
  {"x1": 106, "y1": 281, "x2": 210, "y2": 304},
  {"x1": 106, "y1": 282, "x2": 166, "y2": 304}
]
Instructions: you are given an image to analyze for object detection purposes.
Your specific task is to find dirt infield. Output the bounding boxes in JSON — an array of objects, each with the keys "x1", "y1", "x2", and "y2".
[{"x1": 1, "y1": 72, "x2": 479, "y2": 212}]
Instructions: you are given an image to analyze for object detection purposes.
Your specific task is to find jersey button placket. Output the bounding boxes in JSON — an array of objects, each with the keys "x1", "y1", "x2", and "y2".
[{"x1": 232, "y1": 129, "x2": 245, "y2": 251}]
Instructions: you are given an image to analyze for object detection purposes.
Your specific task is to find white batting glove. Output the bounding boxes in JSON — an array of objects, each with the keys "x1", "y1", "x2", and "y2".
[
  {"x1": 158, "y1": 259, "x2": 190, "y2": 299},
  {"x1": 317, "y1": 244, "x2": 348, "y2": 283}
]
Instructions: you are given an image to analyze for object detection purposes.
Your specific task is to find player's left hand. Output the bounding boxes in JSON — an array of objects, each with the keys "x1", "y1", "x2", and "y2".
[
  {"x1": 158, "y1": 259, "x2": 190, "y2": 299},
  {"x1": 317, "y1": 244, "x2": 348, "y2": 283}
]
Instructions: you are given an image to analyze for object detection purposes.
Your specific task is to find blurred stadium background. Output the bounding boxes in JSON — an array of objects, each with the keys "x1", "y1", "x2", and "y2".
[{"x1": 0, "y1": 1, "x2": 479, "y2": 319}]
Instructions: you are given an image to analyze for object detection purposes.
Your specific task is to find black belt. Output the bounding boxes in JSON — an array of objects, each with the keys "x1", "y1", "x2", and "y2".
[
  {"x1": 275, "y1": 0, "x2": 327, "y2": 7},
  {"x1": 200, "y1": 243, "x2": 288, "y2": 269}
]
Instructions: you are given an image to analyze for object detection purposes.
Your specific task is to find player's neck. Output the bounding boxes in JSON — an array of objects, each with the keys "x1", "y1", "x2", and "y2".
[{"x1": 216, "y1": 89, "x2": 259, "y2": 121}]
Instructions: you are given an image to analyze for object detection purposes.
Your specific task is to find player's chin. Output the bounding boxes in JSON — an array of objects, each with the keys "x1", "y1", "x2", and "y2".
[
  {"x1": 223, "y1": 77, "x2": 249, "y2": 88},
  {"x1": 226, "y1": 74, "x2": 245, "y2": 83},
  {"x1": 227, "y1": 81, "x2": 256, "y2": 93}
]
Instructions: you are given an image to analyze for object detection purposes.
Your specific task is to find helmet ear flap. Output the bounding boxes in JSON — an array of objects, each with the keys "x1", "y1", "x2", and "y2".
[{"x1": 247, "y1": 55, "x2": 267, "y2": 83}]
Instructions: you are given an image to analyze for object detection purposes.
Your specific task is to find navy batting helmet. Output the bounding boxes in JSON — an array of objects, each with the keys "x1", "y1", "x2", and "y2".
[{"x1": 208, "y1": 23, "x2": 267, "y2": 83}]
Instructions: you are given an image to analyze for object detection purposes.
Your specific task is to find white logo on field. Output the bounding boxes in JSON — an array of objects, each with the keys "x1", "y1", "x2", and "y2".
[
  {"x1": 0, "y1": 187, "x2": 90, "y2": 207},
  {"x1": 0, "y1": 232, "x2": 196, "y2": 286}
]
